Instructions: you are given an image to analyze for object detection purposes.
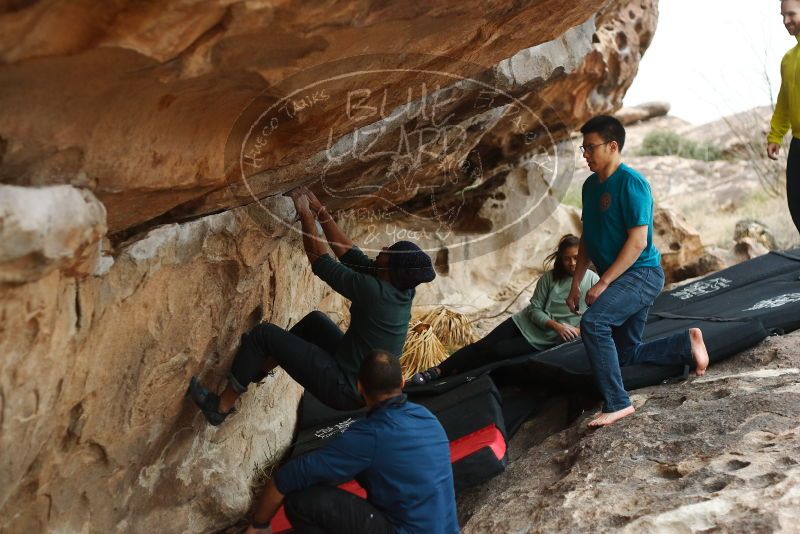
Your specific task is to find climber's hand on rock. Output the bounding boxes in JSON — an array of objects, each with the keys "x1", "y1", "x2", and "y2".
[
  {"x1": 301, "y1": 186, "x2": 324, "y2": 214},
  {"x1": 290, "y1": 190, "x2": 311, "y2": 217}
]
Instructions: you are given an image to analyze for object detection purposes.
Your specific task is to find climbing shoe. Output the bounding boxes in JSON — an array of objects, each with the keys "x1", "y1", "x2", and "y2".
[
  {"x1": 410, "y1": 367, "x2": 441, "y2": 386},
  {"x1": 187, "y1": 376, "x2": 233, "y2": 426}
]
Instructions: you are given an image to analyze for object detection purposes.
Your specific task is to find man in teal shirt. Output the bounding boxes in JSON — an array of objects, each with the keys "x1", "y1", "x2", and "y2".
[{"x1": 567, "y1": 115, "x2": 710, "y2": 427}]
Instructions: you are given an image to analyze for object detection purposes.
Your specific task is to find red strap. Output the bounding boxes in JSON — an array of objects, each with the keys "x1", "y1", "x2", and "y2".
[
  {"x1": 271, "y1": 424, "x2": 505, "y2": 533},
  {"x1": 449, "y1": 424, "x2": 506, "y2": 463}
]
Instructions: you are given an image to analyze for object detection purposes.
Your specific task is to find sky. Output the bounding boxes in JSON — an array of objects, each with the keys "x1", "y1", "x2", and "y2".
[{"x1": 623, "y1": 0, "x2": 797, "y2": 124}]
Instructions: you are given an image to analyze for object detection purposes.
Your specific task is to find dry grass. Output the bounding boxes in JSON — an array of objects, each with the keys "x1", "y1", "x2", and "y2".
[
  {"x1": 251, "y1": 443, "x2": 280, "y2": 492},
  {"x1": 415, "y1": 306, "x2": 478, "y2": 353},
  {"x1": 400, "y1": 323, "x2": 449, "y2": 380},
  {"x1": 669, "y1": 188, "x2": 800, "y2": 249}
]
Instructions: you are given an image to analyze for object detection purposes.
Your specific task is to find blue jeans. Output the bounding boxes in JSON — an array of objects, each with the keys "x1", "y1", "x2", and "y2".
[{"x1": 580, "y1": 267, "x2": 692, "y2": 412}]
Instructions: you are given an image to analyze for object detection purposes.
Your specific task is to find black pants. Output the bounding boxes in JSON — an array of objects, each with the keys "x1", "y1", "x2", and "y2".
[
  {"x1": 787, "y1": 138, "x2": 800, "y2": 236},
  {"x1": 228, "y1": 311, "x2": 364, "y2": 410},
  {"x1": 437, "y1": 317, "x2": 537, "y2": 376},
  {"x1": 284, "y1": 486, "x2": 395, "y2": 534}
]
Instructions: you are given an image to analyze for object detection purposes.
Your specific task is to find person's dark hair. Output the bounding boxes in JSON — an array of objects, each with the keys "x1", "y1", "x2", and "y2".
[
  {"x1": 358, "y1": 350, "x2": 403, "y2": 398},
  {"x1": 580, "y1": 115, "x2": 626, "y2": 152},
  {"x1": 544, "y1": 234, "x2": 580, "y2": 281}
]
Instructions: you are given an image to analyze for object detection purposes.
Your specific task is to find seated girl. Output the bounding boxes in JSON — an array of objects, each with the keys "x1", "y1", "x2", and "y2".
[{"x1": 412, "y1": 234, "x2": 598, "y2": 385}]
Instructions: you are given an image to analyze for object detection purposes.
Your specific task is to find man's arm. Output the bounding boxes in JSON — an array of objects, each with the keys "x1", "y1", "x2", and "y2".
[
  {"x1": 245, "y1": 480, "x2": 284, "y2": 533},
  {"x1": 768, "y1": 66, "x2": 791, "y2": 152},
  {"x1": 291, "y1": 191, "x2": 329, "y2": 264},
  {"x1": 566, "y1": 235, "x2": 591, "y2": 314},
  {"x1": 275, "y1": 428, "x2": 374, "y2": 494},
  {"x1": 303, "y1": 187, "x2": 355, "y2": 258},
  {"x1": 584, "y1": 225, "x2": 647, "y2": 306},
  {"x1": 245, "y1": 424, "x2": 375, "y2": 532},
  {"x1": 527, "y1": 272, "x2": 576, "y2": 340}
]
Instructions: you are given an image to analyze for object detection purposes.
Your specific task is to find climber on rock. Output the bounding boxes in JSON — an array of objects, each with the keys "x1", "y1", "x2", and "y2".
[
  {"x1": 411, "y1": 234, "x2": 600, "y2": 385},
  {"x1": 242, "y1": 350, "x2": 459, "y2": 534},
  {"x1": 566, "y1": 115, "x2": 710, "y2": 428},
  {"x1": 188, "y1": 187, "x2": 436, "y2": 425}
]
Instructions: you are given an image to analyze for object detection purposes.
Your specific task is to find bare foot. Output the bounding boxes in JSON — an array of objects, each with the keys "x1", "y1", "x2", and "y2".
[
  {"x1": 588, "y1": 405, "x2": 635, "y2": 427},
  {"x1": 690, "y1": 327, "x2": 709, "y2": 376}
]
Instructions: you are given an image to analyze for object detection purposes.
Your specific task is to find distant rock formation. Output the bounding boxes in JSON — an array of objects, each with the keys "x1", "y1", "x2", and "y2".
[{"x1": 614, "y1": 101, "x2": 671, "y2": 125}]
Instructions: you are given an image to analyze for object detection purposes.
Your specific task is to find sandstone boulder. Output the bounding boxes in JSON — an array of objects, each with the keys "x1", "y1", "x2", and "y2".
[
  {"x1": 0, "y1": 204, "x2": 321, "y2": 533},
  {"x1": 734, "y1": 219, "x2": 778, "y2": 251},
  {"x1": 0, "y1": 0, "x2": 656, "y2": 237},
  {"x1": 614, "y1": 101, "x2": 670, "y2": 125},
  {"x1": 0, "y1": 185, "x2": 109, "y2": 284},
  {"x1": 0, "y1": 1, "x2": 661, "y2": 532},
  {"x1": 654, "y1": 206, "x2": 722, "y2": 284}
]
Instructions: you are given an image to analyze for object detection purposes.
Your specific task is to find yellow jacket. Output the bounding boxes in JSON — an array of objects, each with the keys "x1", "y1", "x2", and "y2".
[{"x1": 770, "y1": 36, "x2": 800, "y2": 144}]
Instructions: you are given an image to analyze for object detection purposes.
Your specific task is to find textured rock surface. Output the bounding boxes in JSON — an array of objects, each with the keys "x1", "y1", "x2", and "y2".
[
  {"x1": 653, "y1": 206, "x2": 722, "y2": 284},
  {"x1": 460, "y1": 331, "x2": 800, "y2": 533},
  {"x1": 0, "y1": 204, "x2": 325, "y2": 532},
  {"x1": 0, "y1": 185, "x2": 109, "y2": 283},
  {"x1": 0, "y1": 1, "x2": 659, "y2": 532},
  {"x1": 0, "y1": 0, "x2": 655, "y2": 236},
  {"x1": 734, "y1": 219, "x2": 779, "y2": 252},
  {"x1": 614, "y1": 101, "x2": 670, "y2": 125}
]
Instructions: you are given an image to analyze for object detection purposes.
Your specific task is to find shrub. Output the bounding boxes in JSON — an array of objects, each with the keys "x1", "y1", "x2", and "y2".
[{"x1": 637, "y1": 130, "x2": 723, "y2": 161}]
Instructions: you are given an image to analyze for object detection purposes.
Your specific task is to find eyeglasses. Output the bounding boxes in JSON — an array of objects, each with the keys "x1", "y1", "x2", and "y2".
[{"x1": 579, "y1": 141, "x2": 611, "y2": 154}]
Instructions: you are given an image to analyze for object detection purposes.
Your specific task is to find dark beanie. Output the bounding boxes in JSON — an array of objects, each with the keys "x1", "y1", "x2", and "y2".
[{"x1": 386, "y1": 241, "x2": 436, "y2": 290}]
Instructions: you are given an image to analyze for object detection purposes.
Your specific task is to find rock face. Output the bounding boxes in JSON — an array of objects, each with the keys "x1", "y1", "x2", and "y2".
[
  {"x1": 0, "y1": 185, "x2": 109, "y2": 284},
  {"x1": 0, "y1": 1, "x2": 659, "y2": 532},
  {"x1": 0, "y1": 203, "x2": 326, "y2": 533},
  {"x1": 734, "y1": 219, "x2": 778, "y2": 252},
  {"x1": 460, "y1": 331, "x2": 800, "y2": 533},
  {"x1": 0, "y1": 0, "x2": 655, "y2": 237},
  {"x1": 614, "y1": 101, "x2": 670, "y2": 125}
]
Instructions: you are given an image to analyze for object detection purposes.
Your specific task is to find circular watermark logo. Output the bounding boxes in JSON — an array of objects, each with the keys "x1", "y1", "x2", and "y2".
[{"x1": 224, "y1": 53, "x2": 575, "y2": 262}]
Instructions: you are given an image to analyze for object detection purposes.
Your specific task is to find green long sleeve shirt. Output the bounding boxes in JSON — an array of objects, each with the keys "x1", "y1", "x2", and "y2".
[
  {"x1": 311, "y1": 246, "x2": 413, "y2": 391},
  {"x1": 511, "y1": 269, "x2": 599, "y2": 351}
]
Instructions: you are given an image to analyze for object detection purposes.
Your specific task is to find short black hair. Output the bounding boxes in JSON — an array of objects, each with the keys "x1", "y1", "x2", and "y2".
[
  {"x1": 580, "y1": 115, "x2": 626, "y2": 152},
  {"x1": 358, "y1": 350, "x2": 403, "y2": 397}
]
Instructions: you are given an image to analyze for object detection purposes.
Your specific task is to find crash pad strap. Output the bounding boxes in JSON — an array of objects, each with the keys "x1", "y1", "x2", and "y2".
[
  {"x1": 450, "y1": 424, "x2": 506, "y2": 463},
  {"x1": 771, "y1": 250, "x2": 800, "y2": 262},
  {"x1": 650, "y1": 312, "x2": 754, "y2": 323}
]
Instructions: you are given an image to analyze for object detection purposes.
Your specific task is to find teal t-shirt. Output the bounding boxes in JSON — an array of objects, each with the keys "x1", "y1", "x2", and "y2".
[{"x1": 580, "y1": 163, "x2": 661, "y2": 275}]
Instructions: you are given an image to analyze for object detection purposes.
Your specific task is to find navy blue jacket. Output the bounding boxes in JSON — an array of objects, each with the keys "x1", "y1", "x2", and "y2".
[{"x1": 274, "y1": 395, "x2": 459, "y2": 534}]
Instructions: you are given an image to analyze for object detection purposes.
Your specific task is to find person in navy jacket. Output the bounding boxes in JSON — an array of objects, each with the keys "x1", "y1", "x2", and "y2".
[{"x1": 245, "y1": 350, "x2": 459, "y2": 534}]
